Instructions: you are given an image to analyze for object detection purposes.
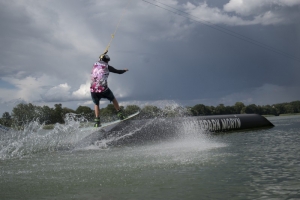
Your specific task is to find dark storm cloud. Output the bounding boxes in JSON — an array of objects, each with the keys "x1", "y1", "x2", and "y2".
[{"x1": 0, "y1": 0, "x2": 300, "y2": 114}]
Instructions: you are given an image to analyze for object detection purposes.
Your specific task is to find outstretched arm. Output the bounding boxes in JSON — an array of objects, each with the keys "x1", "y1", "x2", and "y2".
[{"x1": 108, "y1": 65, "x2": 128, "y2": 74}]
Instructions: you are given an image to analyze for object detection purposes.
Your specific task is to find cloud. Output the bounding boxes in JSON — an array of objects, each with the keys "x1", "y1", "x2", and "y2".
[
  {"x1": 72, "y1": 81, "x2": 91, "y2": 100},
  {"x1": 224, "y1": 0, "x2": 300, "y2": 16},
  {"x1": 0, "y1": 74, "x2": 91, "y2": 103},
  {"x1": 1, "y1": 75, "x2": 51, "y2": 102},
  {"x1": 218, "y1": 84, "x2": 300, "y2": 106},
  {"x1": 176, "y1": 83, "x2": 300, "y2": 107},
  {"x1": 42, "y1": 83, "x2": 72, "y2": 102},
  {"x1": 39, "y1": 80, "x2": 93, "y2": 102},
  {"x1": 184, "y1": 2, "x2": 256, "y2": 26},
  {"x1": 182, "y1": 0, "x2": 300, "y2": 26},
  {"x1": 0, "y1": 0, "x2": 101, "y2": 83},
  {"x1": 0, "y1": 0, "x2": 299, "y2": 115}
]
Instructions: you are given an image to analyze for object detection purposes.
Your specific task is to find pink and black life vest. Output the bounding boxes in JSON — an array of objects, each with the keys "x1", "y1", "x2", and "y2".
[{"x1": 90, "y1": 61, "x2": 110, "y2": 93}]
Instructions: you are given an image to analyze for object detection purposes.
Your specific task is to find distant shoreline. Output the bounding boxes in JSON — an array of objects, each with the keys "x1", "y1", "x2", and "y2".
[{"x1": 263, "y1": 113, "x2": 300, "y2": 117}]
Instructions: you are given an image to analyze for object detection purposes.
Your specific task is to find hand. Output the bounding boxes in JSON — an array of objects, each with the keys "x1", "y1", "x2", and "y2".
[{"x1": 124, "y1": 69, "x2": 129, "y2": 71}]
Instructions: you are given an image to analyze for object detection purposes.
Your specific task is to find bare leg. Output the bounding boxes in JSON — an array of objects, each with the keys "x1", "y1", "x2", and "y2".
[
  {"x1": 94, "y1": 104, "x2": 100, "y2": 117},
  {"x1": 112, "y1": 98, "x2": 120, "y2": 111},
  {"x1": 93, "y1": 104, "x2": 101, "y2": 127},
  {"x1": 113, "y1": 98, "x2": 125, "y2": 120}
]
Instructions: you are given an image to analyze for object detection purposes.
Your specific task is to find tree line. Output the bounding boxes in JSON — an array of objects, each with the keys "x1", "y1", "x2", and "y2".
[{"x1": 1, "y1": 101, "x2": 300, "y2": 128}]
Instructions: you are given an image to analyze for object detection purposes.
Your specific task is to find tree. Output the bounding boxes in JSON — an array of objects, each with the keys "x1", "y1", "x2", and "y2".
[
  {"x1": 75, "y1": 106, "x2": 94, "y2": 120},
  {"x1": 11, "y1": 103, "x2": 37, "y2": 126},
  {"x1": 125, "y1": 105, "x2": 140, "y2": 116},
  {"x1": 39, "y1": 105, "x2": 55, "y2": 124},
  {"x1": 284, "y1": 104, "x2": 294, "y2": 114},
  {"x1": 290, "y1": 101, "x2": 300, "y2": 113},
  {"x1": 161, "y1": 106, "x2": 187, "y2": 117},
  {"x1": 261, "y1": 105, "x2": 273, "y2": 115},
  {"x1": 233, "y1": 102, "x2": 245, "y2": 114},
  {"x1": 76, "y1": 106, "x2": 93, "y2": 114},
  {"x1": 208, "y1": 106, "x2": 216, "y2": 115},
  {"x1": 215, "y1": 104, "x2": 227, "y2": 115},
  {"x1": 62, "y1": 107, "x2": 76, "y2": 116},
  {"x1": 225, "y1": 106, "x2": 234, "y2": 114},
  {"x1": 2, "y1": 112, "x2": 11, "y2": 119},
  {"x1": 162, "y1": 106, "x2": 177, "y2": 117},
  {"x1": 76, "y1": 106, "x2": 94, "y2": 120},
  {"x1": 5, "y1": 100, "x2": 300, "y2": 127},
  {"x1": 1, "y1": 112, "x2": 12, "y2": 127},
  {"x1": 11, "y1": 103, "x2": 58, "y2": 126},
  {"x1": 141, "y1": 105, "x2": 162, "y2": 118},
  {"x1": 100, "y1": 104, "x2": 116, "y2": 117},
  {"x1": 273, "y1": 103, "x2": 286, "y2": 115},
  {"x1": 191, "y1": 104, "x2": 211, "y2": 116},
  {"x1": 53, "y1": 104, "x2": 64, "y2": 123},
  {"x1": 244, "y1": 104, "x2": 258, "y2": 114}
]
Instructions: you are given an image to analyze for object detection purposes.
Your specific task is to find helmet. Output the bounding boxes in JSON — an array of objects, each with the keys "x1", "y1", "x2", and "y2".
[{"x1": 99, "y1": 54, "x2": 110, "y2": 62}]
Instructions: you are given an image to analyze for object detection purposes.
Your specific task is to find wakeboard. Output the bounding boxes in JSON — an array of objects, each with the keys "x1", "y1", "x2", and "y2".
[
  {"x1": 76, "y1": 111, "x2": 140, "y2": 149},
  {"x1": 93, "y1": 111, "x2": 140, "y2": 130},
  {"x1": 80, "y1": 111, "x2": 140, "y2": 132}
]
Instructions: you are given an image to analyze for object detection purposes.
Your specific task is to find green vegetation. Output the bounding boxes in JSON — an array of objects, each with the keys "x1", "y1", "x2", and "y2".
[{"x1": 1, "y1": 101, "x2": 300, "y2": 128}]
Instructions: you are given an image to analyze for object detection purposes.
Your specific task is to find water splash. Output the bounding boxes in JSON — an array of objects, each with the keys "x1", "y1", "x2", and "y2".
[
  {"x1": 91, "y1": 117, "x2": 227, "y2": 168},
  {"x1": 0, "y1": 102, "x2": 225, "y2": 160},
  {"x1": 87, "y1": 101, "x2": 191, "y2": 149},
  {"x1": 89, "y1": 113, "x2": 226, "y2": 157},
  {"x1": 0, "y1": 113, "x2": 91, "y2": 160},
  {"x1": 90, "y1": 118, "x2": 157, "y2": 149}
]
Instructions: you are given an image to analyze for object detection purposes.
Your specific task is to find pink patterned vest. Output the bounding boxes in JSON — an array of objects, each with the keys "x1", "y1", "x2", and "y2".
[{"x1": 90, "y1": 61, "x2": 109, "y2": 93}]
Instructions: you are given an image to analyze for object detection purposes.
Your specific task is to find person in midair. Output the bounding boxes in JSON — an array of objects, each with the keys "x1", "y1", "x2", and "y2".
[{"x1": 90, "y1": 53, "x2": 128, "y2": 127}]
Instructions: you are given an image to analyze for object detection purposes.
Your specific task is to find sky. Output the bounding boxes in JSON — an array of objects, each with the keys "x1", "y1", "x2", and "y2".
[{"x1": 0, "y1": 0, "x2": 300, "y2": 115}]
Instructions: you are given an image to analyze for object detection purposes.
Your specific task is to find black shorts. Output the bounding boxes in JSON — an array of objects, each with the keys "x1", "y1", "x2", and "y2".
[{"x1": 91, "y1": 88, "x2": 115, "y2": 105}]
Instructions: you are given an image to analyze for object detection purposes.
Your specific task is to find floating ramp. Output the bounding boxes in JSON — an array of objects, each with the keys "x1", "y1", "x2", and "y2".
[
  {"x1": 110, "y1": 113, "x2": 274, "y2": 133},
  {"x1": 193, "y1": 114, "x2": 274, "y2": 132},
  {"x1": 77, "y1": 114, "x2": 274, "y2": 147}
]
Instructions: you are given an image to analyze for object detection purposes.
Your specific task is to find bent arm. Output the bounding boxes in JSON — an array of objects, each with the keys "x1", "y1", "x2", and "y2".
[{"x1": 108, "y1": 65, "x2": 128, "y2": 74}]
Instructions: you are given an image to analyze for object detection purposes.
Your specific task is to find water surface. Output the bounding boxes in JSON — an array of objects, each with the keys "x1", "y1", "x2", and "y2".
[{"x1": 1, "y1": 115, "x2": 299, "y2": 199}]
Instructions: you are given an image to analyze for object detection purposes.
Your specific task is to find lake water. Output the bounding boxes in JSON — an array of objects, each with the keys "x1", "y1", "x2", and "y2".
[{"x1": 1, "y1": 115, "x2": 299, "y2": 199}]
